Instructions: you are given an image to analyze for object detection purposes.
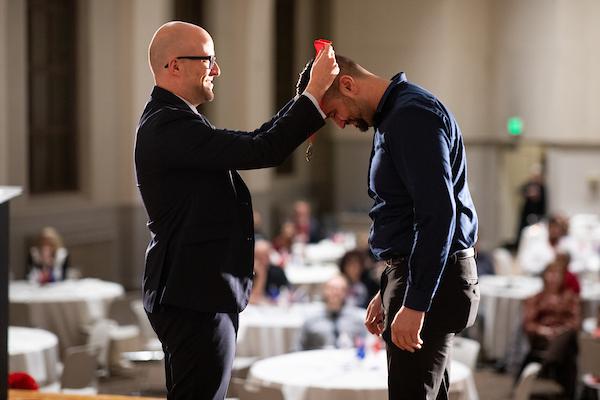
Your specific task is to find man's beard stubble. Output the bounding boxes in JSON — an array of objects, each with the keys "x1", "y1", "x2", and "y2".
[{"x1": 354, "y1": 119, "x2": 369, "y2": 132}]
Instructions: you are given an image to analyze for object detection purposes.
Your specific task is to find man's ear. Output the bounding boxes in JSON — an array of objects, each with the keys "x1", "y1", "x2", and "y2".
[
  {"x1": 166, "y1": 59, "x2": 181, "y2": 76},
  {"x1": 338, "y1": 75, "x2": 357, "y2": 96}
]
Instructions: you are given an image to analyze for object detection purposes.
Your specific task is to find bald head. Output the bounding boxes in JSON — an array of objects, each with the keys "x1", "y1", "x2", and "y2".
[
  {"x1": 323, "y1": 275, "x2": 349, "y2": 312},
  {"x1": 148, "y1": 21, "x2": 220, "y2": 106},
  {"x1": 149, "y1": 21, "x2": 212, "y2": 77}
]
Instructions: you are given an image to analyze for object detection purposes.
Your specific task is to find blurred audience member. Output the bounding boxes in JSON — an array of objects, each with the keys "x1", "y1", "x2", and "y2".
[
  {"x1": 272, "y1": 220, "x2": 295, "y2": 254},
  {"x1": 338, "y1": 250, "x2": 378, "y2": 308},
  {"x1": 517, "y1": 213, "x2": 572, "y2": 275},
  {"x1": 8, "y1": 372, "x2": 39, "y2": 390},
  {"x1": 249, "y1": 240, "x2": 289, "y2": 304},
  {"x1": 519, "y1": 261, "x2": 581, "y2": 398},
  {"x1": 516, "y1": 164, "x2": 546, "y2": 245},
  {"x1": 355, "y1": 231, "x2": 382, "y2": 299},
  {"x1": 555, "y1": 252, "x2": 580, "y2": 294},
  {"x1": 26, "y1": 226, "x2": 70, "y2": 284},
  {"x1": 298, "y1": 275, "x2": 366, "y2": 350},
  {"x1": 292, "y1": 200, "x2": 322, "y2": 244}
]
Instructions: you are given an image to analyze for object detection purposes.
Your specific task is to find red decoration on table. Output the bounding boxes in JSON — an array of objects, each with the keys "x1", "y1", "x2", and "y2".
[{"x1": 8, "y1": 372, "x2": 39, "y2": 390}]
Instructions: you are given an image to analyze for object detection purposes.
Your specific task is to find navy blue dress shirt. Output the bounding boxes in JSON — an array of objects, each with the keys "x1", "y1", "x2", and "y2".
[{"x1": 368, "y1": 72, "x2": 478, "y2": 312}]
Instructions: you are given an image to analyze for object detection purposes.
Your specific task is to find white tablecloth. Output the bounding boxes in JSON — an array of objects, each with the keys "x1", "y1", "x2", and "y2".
[
  {"x1": 8, "y1": 326, "x2": 59, "y2": 386},
  {"x1": 479, "y1": 275, "x2": 541, "y2": 361},
  {"x1": 247, "y1": 349, "x2": 478, "y2": 400},
  {"x1": 9, "y1": 278, "x2": 125, "y2": 354},
  {"x1": 479, "y1": 275, "x2": 600, "y2": 361},
  {"x1": 284, "y1": 264, "x2": 341, "y2": 301},
  {"x1": 237, "y1": 303, "x2": 333, "y2": 358},
  {"x1": 303, "y1": 240, "x2": 348, "y2": 264},
  {"x1": 285, "y1": 265, "x2": 340, "y2": 286},
  {"x1": 583, "y1": 317, "x2": 598, "y2": 334}
]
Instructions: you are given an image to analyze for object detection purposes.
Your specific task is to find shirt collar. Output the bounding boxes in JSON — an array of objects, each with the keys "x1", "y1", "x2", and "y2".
[
  {"x1": 373, "y1": 72, "x2": 407, "y2": 126},
  {"x1": 174, "y1": 94, "x2": 200, "y2": 115}
]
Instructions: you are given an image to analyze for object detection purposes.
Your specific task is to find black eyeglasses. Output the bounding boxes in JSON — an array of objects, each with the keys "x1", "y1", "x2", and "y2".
[{"x1": 164, "y1": 55, "x2": 217, "y2": 69}]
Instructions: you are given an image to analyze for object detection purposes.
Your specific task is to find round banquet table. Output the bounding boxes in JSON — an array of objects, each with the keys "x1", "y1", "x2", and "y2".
[
  {"x1": 478, "y1": 275, "x2": 541, "y2": 361},
  {"x1": 479, "y1": 275, "x2": 600, "y2": 361},
  {"x1": 8, "y1": 326, "x2": 59, "y2": 386},
  {"x1": 9, "y1": 278, "x2": 125, "y2": 354},
  {"x1": 247, "y1": 349, "x2": 478, "y2": 400},
  {"x1": 237, "y1": 303, "x2": 362, "y2": 358}
]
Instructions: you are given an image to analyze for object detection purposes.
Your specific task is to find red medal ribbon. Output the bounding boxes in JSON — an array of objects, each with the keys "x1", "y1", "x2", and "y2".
[{"x1": 309, "y1": 39, "x2": 332, "y2": 146}]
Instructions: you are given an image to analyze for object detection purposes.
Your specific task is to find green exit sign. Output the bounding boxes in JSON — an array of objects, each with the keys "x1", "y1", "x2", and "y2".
[{"x1": 507, "y1": 117, "x2": 523, "y2": 136}]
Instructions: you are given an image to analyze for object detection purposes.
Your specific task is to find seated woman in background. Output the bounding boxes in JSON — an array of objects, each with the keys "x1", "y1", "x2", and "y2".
[
  {"x1": 249, "y1": 239, "x2": 290, "y2": 304},
  {"x1": 272, "y1": 220, "x2": 295, "y2": 260},
  {"x1": 26, "y1": 226, "x2": 70, "y2": 284},
  {"x1": 338, "y1": 250, "x2": 378, "y2": 309},
  {"x1": 520, "y1": 260, "x2": 581, "y2": 398}
]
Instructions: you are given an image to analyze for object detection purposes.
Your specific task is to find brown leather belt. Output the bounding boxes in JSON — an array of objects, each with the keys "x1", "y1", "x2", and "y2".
[{"x1": 384, "y1": 247, "x2": 475, "y2": 267}]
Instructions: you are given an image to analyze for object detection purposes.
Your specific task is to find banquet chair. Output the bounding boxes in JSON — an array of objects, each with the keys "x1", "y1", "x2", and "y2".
[
  {"x1": 86, "y1": 317, "x2": 142, "y2": 377},
  {"x1": 578, "y1": 333, "x2": 600, "y2": 377},
  {"x1": 579, "y1": 333, "x2": 600, "y2": 397},
  {"x1": 86, "y1": 318, "x2": 113, "y2": 371},
  {"x1": 108, "y1": 296, "x2": 140, "y2": 325},
  {"x1": 60, "y1": 345, "x2": 99, "y2": 394},
  {"x1": 513, "y1": 362, "x2": 541, "y2": 400},
  {"x1": 227, "y1": 377, "x2": 245, "y2": 398},
  {"x1": 451, "y1": 336, "x2": 480, "y2": 371}
]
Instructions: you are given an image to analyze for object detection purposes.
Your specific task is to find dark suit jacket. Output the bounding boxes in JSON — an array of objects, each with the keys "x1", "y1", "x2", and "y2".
[{"x1": 135, "y1": 86, "x2": 324, "y2": 314}]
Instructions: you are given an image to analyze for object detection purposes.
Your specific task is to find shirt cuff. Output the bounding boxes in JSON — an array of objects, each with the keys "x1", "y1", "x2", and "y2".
[
  {"x1": 301, "y1": 92, "x2": 326, "y2": 119},
  {"x1": 403, "y1": 285, "x2": 434, "y2": 312}
]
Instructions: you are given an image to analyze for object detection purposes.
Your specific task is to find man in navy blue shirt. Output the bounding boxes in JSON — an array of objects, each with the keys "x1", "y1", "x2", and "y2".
[{"x1": 298, "y1": 56, "x2": 479, "y2": 399}]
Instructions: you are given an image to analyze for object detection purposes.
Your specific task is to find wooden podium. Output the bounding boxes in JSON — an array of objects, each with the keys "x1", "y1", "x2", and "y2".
[{"x1": 0, "y1": 187, "x2": 22, "y2": 400}]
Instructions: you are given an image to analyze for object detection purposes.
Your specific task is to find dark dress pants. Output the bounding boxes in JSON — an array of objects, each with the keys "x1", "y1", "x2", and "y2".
[
  {"x1": 381, "y1": 255, "x2": 479, "y2": 400},
  {"x1": 147, "y1": 304, "x2": 238, "y2": 400}
]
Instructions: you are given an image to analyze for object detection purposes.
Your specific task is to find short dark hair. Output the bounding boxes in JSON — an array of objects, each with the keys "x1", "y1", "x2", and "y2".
[
  {"x1": 295, "y1": 54, "x2": 365, "y2": 97},
  {"x1": 338, "y1": 249, "x2": 367, "y2": 276}
]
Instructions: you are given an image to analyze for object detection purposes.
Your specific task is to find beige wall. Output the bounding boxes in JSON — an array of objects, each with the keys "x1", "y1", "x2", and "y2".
[
  {"x1": 547, "y1": 148, "x2": 600, "y2": 215},
  {"x1": 330, "y1": 0, "x2": 493, "y2": 139},
  {"x1": 490, "y1": 0, "x2": 600, "y2": 141}
]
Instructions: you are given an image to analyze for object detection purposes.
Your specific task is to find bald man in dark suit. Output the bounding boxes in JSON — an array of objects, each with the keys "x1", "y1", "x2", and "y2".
[{"x1": 135, "y1": 21, "x2": 338, "y2": 399}]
